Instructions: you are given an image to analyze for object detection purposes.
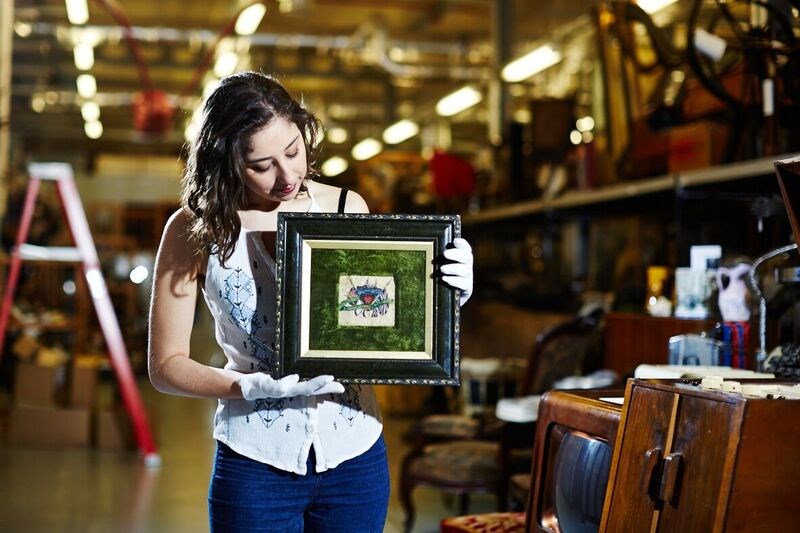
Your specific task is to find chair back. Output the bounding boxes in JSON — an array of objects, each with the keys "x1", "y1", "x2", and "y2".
[
  {"x1": 521, "y1": 309, "x2": 605, "y2": 396},
  {"x1": 458, "y1": 357, "x2": 527, "y2": 417}
]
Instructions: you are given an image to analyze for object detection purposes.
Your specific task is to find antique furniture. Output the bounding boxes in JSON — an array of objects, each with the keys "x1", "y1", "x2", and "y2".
[
  {"x1": 400, "y1": 309, "x2": 606, "y2": 531},
  {"x1": 526, "y1": 388, "x2": 624, "y2": 533},
  {"x1": 604, "y1": 313, "x2": 717, "y2": 376},
  {"x1": 600, "y1": 378, "x2": 800, "y2": 532},
  {"x1": 438, "y1": 388, "x2": 623, "y2": 533}
]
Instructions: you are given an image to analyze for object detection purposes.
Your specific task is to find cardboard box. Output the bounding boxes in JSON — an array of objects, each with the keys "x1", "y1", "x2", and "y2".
[
  {"x1": 13, "y1": 362, "x2": 66, "y2": 406},
  {"x1": 8, "y1": 405, "x2": 91, "y2": 447},
  {"x1": 668, "y1": 121, "x2": 728, "y2": 173},
  {"x1": 11, "y1": 334, "x2": 40, "y2": 362},
  {"x1": 94, "y1": 408, "x2": 135, "y2": 451},
  {"x1": 68, "y1": 365, "x2": 98, "y2": 408}
]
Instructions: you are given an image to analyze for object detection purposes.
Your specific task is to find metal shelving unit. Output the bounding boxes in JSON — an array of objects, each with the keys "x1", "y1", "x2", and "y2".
[{"x1": 463, "y1": 154, "x2": 796, "y2": 225}]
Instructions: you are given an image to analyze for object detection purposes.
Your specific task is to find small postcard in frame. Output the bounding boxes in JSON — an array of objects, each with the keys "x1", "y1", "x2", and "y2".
[{"x1": 274, "y1": 213, "x2": 461, "y2": 385}]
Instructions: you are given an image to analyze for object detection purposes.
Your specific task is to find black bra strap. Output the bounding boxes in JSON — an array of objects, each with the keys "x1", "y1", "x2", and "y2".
[{"x1": 337, "y1": 188, "x2": 349, "y2": 213}]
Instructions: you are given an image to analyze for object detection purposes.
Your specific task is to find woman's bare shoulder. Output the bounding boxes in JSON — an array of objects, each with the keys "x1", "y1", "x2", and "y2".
[
  {"x1": 165, "y1": 206, "x2": 193, "y2": 229},
  {"x1": 308, "y1": 180, "x2": 369, "y2": 213},
  {"x1": 157, "y1": 207, "x2": 206, "y2": 277}
]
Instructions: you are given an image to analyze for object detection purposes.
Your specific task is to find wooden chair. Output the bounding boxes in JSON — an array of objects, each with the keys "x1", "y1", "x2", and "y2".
[
  {"x1": 399, "y1": 309, "x2": 605, "y2": 532},
  {"x1": 439, "y1": 388, "x2": 624, "y2": 533}
]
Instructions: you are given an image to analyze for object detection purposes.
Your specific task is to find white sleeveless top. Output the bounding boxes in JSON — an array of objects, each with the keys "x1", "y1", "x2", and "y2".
[{"x1": 201, "y1": 188, "x2": 383, "y2": 474}]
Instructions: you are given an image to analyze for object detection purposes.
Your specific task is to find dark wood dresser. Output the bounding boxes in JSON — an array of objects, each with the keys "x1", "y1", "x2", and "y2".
[{"x1": 600, "y1": 379, "x2": 800, "y2": 532}]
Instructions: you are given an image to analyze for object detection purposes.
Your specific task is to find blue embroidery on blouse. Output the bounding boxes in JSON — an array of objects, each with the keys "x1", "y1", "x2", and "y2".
[
  {"x1": 338, "y1": 384, "x2": 363, "y2": 427},
  {"x1": 254, "y1": 398, "x2": 286, "y2": 429},
  {"x1": 223, "y1": 267, "x2": 255, "y2": 328},
  {"x1": 221, "y1": 267, "x2": 275, "y2": 371}
]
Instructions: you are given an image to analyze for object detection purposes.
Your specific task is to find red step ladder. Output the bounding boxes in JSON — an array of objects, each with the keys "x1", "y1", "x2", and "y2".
[{"x1": 0, "y1": 162, "x2": 160, "y2": 467}]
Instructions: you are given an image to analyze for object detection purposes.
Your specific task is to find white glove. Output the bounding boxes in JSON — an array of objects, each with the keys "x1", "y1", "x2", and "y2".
[
  {"x1": 440, "y1": 237, "x2": 474, "y2": 306},
  {"x1": 238, "y1": 373, "x2": 345, "y2": 400}
]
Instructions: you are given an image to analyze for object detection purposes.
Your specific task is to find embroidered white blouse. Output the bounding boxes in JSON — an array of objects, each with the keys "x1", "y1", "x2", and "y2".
[{"x1": 201, "y1": 192, "x2": 383, "y2": 475}]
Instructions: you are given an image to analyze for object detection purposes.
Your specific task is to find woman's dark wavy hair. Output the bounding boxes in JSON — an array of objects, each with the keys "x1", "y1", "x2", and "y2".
[{"x1": 181, "y1": 71, "x2": 321, "y2": 266}]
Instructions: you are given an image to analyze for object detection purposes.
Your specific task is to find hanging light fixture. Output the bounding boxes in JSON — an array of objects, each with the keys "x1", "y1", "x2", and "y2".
[
  {"x1": 435, "y1": 86, "x2": 482, "y2": 117},
  {"x1": 321, "y1": 156, "x2": 349, "y2": 177},
  {"x1": 326, "y1": 127, "x2": 348, "y2": 144},
  {"x1": 213, "y1": 50, "x2": 239, "y2": 77},
  {"x1": 84, "y1": 120, "x2": 103, "y2": 139},
  {"x1": 76, "y1": 74, "x2": 97, "y2": 98},
  {"x1": 637, "y1": 0, "x2": 678, "y2": 14},
  {"x1": 351, "y1": 138, "x2": 382, "y2": 161},
  {"x1": 382, "y1": 119, "x2": 419, "y2": 145},
  {"x1": 80, "y1": 101, "x2": 101, "y2": 122},
  {"x1": 73, "y1": 43, "x2": 94, "y2": 70},
  {"x1": 65, "y1": 0, "x2": 89, "y2": 25},
  {"x1": 235, "y1": 3, "x2": 267, "y2": 36},
  {"x1": 501, "y1": 44, "x2": 562, "y2": 83}
]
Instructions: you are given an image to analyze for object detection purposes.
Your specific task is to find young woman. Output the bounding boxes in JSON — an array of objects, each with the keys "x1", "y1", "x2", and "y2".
[{"x1": 147, "y1": 71, "x2": 474, "y2": 532}]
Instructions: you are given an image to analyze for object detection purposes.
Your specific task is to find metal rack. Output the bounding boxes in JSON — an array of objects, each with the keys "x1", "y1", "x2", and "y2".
[{"x1": 463, "y1": 154, "x2": 795, "y2": 225}]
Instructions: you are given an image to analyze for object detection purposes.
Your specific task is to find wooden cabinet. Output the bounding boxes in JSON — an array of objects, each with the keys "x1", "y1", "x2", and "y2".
[
  {"x1": 604, "y1": 313, "x2": 716, "y2": 376},
  {"x1": 601, "y1": 379, "x2": 800, "y2": 532}
]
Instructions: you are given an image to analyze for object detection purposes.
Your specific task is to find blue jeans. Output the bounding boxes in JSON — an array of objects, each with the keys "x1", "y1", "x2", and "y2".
[{"x1": 208, "y1": 435, "x2": 389, "y2": 532}]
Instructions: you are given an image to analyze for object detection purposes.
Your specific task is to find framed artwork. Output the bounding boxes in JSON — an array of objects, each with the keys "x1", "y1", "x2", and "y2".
[{"x1": 275, "y1": 213, "x2": 461, "y2": 385}]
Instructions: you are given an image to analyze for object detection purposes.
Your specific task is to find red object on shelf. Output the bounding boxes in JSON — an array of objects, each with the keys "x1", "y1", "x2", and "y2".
[
  {"x1": 132, "y1": 90, "x2": 174, "y2": 134},
  {"x1": 0, "y1": 163, "x2": 159, "y2": 465},
  {"x1": 429, "y1": 150, "x2": 476, "y2": 198}
]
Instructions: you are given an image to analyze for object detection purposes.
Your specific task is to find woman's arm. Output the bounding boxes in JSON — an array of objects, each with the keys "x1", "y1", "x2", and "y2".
[{"x1": 147, "y1": 209, "x2": 245, "y2": 399}]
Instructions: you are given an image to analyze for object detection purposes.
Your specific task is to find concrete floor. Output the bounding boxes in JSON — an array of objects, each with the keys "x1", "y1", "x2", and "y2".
[
  {"x1": 0, "y1": 310, "x2": 494, "y2": 532},
  {"x1": 0, "y1": 387, "x2": 495, "y2": 532}
]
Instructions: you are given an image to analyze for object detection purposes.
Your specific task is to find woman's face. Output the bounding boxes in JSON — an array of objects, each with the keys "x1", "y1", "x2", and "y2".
[{"x1": 243, "y1": 116, "x2": 308, "y2": 209}]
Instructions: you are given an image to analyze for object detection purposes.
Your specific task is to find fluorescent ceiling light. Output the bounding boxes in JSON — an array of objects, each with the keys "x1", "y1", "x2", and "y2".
[
  {"x1": 80, "y1": 101, "x2": 100, "y2": 122},
  {"x1": 14, "y1": 22, "x2": 33, "y2": 38},
  {"x1": 73, "y1": 44, "x2": 94, "y2": 70},
  {"x1": 65, "y1": 0, "x2": 89, "y2": 25},
  {"x1": 436, "y1": 86, "x2": 482, "y2": 117},
  {"x1": 321, "y1": 156, "x2": 349, "y2": 177},
  {"x1": 31, "y1": 94, "x2": 46, "y2": 112},
  {"x1": 84, "y1": 120, "x2": 103, "y2": 139},
  {"x1": 76, "y1": 74, "x2": 96, "y2": 98},
  {"x1": 576, "y1": 116, "x2": 595, "y2": 132},
  {"x1": 351, "y1": 138, "x2": 382, "y2": 161},
  {"x1": 235, "y1": 3, "x2": 267, "y2": 35},
  {"x1": 326, "y1": 127, "x2": 347, "y2": 144},
  {"x1": 213, "y1": 51, "x2": 239, "y2": 77},
  {"x1": 637, "y1": 0, "x2": 678, "y2": 14},
  {"x1": 383, "y1": 119, "x2": 419, "y2": 145},
  {"x1": 501, "y1": 44, "x2": 562, "y2": 82}
]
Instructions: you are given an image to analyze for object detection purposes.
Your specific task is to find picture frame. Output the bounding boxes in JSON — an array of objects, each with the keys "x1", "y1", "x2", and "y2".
[{"x1": 275, "y1": 213, "x2": 461, "y2": 385}]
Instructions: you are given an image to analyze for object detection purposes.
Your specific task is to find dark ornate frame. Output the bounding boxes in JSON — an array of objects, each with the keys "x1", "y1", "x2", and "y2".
[{"x1": 275, "y1": 213, "x2": 460, "y2": 385}]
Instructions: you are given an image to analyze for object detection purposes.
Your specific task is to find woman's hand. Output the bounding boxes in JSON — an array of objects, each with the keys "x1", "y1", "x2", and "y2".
[
  {"x1": 238, "y1": 373, "x2": 345, "y2": 400},
  {"x1": 440, "y1": 237, "x2": 474, "y2": 306}
]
